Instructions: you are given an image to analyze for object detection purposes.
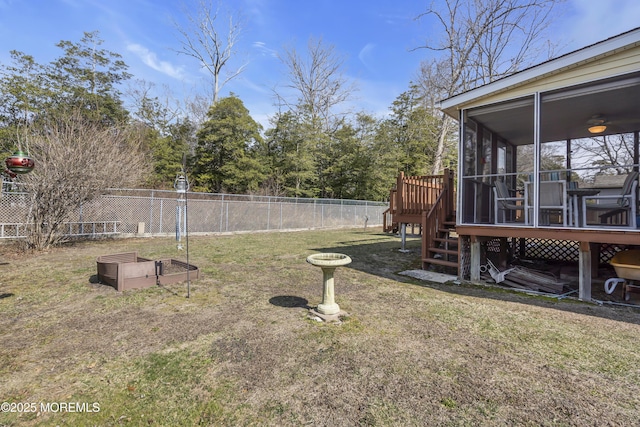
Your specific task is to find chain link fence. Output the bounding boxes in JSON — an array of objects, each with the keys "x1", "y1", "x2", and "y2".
[{"x1": 0, "y1": 183, "x2": 388, "y2": 239}]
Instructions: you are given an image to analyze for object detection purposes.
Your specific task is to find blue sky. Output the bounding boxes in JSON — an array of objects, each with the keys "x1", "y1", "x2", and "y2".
[{"x1": 1, "y1": 0, "x2": 639, "y2": 128}]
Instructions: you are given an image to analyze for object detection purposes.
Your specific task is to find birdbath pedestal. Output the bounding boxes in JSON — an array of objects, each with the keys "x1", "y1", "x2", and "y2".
[{"x1": 306, "y1": 253, "x2": 352, "y2": 316}]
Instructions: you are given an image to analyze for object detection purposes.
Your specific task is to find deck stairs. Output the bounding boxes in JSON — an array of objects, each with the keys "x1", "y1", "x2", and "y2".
[
  {"x1": 384, "y1": 170, "x2": 458, "y2": 275},
  {"x1": 422, "y1": 216, "x2": 458, "y2": 273}
]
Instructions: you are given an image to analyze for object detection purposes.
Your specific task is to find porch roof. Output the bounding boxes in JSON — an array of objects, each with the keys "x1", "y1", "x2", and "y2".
[{"x1": 438, "y1": 27, "x2": 640, "y2": 120}]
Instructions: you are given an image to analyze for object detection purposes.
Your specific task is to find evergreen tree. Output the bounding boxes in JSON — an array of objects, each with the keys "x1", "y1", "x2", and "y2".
[
  {"x1": 193, "y1": 95, "x2": 264, "y2": 193},
  {"x1": 0, "y1": 31, "x2": 132, "y2": 154},
  {"x1": 142, "y1": 118, "x2": 194, "y2": 189},
  {"x1": 0, "y1": 51, "x2": 46, "y2": 152},
  {"x1": 129, "y1": 86, "x2": 193, "y2": 188},
  {"x1": 263, "y1": 111, "x2": 316, "y2": 197},
  {"x1": 45, "y1": 31, "x2": 131, "y2": 126},
  {"x1": 376, "y1": 86, "x2": 440, "y2": 177},
  {"x1": 324, "y1": 122, "x2": 356, "y2": 199},
  {"x1": 349, "y1": 113, "x2": 384, "y2": 200}
]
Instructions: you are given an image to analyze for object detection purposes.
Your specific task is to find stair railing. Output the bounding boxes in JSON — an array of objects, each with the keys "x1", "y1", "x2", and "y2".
[{"x1": 421, "y1": 169, "x2": 455, "y2": 269}]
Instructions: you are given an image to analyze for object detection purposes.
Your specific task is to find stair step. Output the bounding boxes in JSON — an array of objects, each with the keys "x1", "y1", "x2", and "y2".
[
  {"x1": 438, "y1": 228, "x2": 456, "y2": 234},
  {"x1": 435, "y1": 236, "x2": 457, "y2": 241},
  {"x1": 429, "y1": 247, "x2": 458, "y2": 256},
  {"x1": 433, "y1": 237, "x2": 458, "y2": 244},
  {"x1": 423, "y1": 258, "x2": 459, "y2": 268}
]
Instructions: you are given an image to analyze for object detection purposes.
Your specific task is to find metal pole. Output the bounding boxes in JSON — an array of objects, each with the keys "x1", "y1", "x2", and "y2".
[
  {"x1": 175, "y1": 205, "x2": 180, "y2": 243},
  {"x1": 185, "y1": 188, "x2": 190, "y2": 298},
  {"x1": 149, "y1": 190, "x2": 155, "y2": 234},
  {"x1": 174, "y1": 160, "x2": 190, "y2": 298},
  {"x1": 159, "y1": 199, "x2": 163, "y2": 235}
]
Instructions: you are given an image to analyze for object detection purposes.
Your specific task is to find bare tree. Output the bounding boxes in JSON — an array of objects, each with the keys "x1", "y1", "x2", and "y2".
[
  {"x1": 415, "y1": 0, "x2": 561, "y2": 174},
  {"x1": 184, "y1": 93, "x2": 212, "y2": 127},
  {"x1": 572, "y1": 134, "x2": 636, "y2": 179},
  {"x1": 277, "y1": 37, "x2": 356, "y2": 131},
  {"x1": 416, "y1": 59, "x2": 459, "y2": 174},
  {"x1": 126, "y1": 79, "x2": 181, "y2": 134},
  {"x1": 174, "y1": 0, "x2": 245, "y2": 104},
  {"x1": 20, "y1": 112, "x2": 149, "y2": 250}
]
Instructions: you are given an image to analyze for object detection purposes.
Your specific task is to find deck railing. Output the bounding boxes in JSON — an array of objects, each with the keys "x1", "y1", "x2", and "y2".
[
  {"x1": 384, "y1": 170, "x2": 455, "y2": 230},
  {"x1": 396, "y1": 172, "x2": 446, "y2": 215}
]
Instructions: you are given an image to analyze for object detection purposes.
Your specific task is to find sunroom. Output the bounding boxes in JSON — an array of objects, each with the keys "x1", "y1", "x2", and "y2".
[{"x1": 438, "y1": 27, "x2": 640, "y2": 302}]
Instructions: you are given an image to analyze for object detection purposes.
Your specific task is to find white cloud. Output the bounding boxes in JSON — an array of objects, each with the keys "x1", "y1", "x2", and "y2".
[
  {"x1": 127, "y1": 43, "x2": 185, "y2": 80},
  {"x1": 358, "y1": 43, "x2": 376, "y2": 73},
  {"x1": 252, "y1": 41, "x2": 279, "y2": 58}
]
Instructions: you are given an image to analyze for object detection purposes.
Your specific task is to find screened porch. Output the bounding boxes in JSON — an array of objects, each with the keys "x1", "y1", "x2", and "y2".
[{"x1": 459, "y1": 71, "x2": 640, "y2": 231}]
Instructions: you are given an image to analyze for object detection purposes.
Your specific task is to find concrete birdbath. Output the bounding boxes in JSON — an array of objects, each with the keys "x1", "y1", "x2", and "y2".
[{"x1": 306, "y1": 253, "x2": 352, "y2": 318}]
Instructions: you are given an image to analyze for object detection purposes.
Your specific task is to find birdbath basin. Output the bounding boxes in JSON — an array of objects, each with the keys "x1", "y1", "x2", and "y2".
[{"x1": 306, "y1": 253, "x2": 352, "y2": 315}]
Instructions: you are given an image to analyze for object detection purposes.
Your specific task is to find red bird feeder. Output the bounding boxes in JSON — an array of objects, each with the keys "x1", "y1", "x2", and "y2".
[{"x1": 5, "y1": 150, "x2": 35, "y2": 174}]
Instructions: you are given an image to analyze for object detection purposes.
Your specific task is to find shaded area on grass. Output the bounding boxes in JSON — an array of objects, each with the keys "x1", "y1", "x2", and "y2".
[
  {"x1": 1, "y1": 228, "x2": 639, "y2": 426},
  {"x1": 269, "y1": 295, "x2": 310, "y2": 309},
  {"x1": 315, "y1": 233, "x2": 640, "y2": 326}
]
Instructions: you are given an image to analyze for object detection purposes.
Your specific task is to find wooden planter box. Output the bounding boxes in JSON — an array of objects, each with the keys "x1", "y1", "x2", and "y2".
[{"x1": 96, "y1": 251, "x2": 199, "y2": 291}]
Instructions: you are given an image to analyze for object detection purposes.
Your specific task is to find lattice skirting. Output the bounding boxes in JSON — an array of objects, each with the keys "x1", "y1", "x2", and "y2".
[
  {"x1": 459, "y1": 236, "x2": 630, "y2": 280},
  {"x1": 485, "y1": 237, "x2": 628, "y2": 264}
]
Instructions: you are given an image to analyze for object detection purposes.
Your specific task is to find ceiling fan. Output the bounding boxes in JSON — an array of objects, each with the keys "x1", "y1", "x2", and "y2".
[
  {"x1": 586, "y1": 114, "x2": 638, "y2": 134},
  {"x1": 587, "y1": 115, "x2": 608, "y2": 133}
]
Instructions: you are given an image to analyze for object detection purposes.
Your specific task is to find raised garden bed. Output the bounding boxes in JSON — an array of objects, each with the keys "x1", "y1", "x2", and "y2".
[{"x1": 96, "y1": 251, "x2": 199, "y2": 291}]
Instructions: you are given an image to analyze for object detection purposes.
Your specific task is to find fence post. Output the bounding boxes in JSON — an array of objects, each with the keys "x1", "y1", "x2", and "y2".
[
  {"x1": 79, "y1": 203, "x2": 84, "y2": 235},
  {"x1": 219, "y1": 199, "x2": 224, "y2": 232},
  {"x1": 159, "y1": 199, "x2": 164, "y2": 235},
  {"x1": 226, "y1": 202, "x2": 229, "y2": 232},
  {"x1": 149, "y1": 191, "x2": 155, "y2": 234}
]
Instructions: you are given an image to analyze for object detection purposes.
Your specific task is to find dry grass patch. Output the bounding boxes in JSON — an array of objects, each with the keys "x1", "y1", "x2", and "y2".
[{"x1": 0, "y1": 228, "x2": 639, "y2": 426}]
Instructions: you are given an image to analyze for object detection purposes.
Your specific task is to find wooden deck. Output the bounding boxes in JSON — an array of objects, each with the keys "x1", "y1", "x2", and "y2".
[
  {"x1": 457, "y1": 224, "x2": 639, "y2": 302},
  {"x1": 384, "y1": 172, "x2": 639, "y2": 303},
  {"x1": 456, "y1": 224, "x2": 640, "y2": 245},
  {"x1": 383, "y1": 170, "x2": 457, "y2": 273}
]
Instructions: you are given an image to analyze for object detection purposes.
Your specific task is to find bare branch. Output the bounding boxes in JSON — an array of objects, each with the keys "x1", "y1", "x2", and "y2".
[
  {"x1": 20, "y1": 111, "x2": 150, "y2": 249},
  {"x1": 173, "y1": 0, "x2": 246, "y2": 104},
  {"x1": 277, "y1": 37, "x2": 357, "y2": 130},
  {"x1": 414, "y1": 0, "x2": 562, "y2": 174}
]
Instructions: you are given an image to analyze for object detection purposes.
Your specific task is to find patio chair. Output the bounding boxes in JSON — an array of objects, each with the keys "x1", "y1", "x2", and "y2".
[
  {"x1": 493, "y1": 180, "x2": 526, "y2": 224},
  {"x1": 582, "y1": 171, "x2": 638, "y2": 228},
  {"x1": 525, "y1": 180, "x2": 569, "y2": 226}
]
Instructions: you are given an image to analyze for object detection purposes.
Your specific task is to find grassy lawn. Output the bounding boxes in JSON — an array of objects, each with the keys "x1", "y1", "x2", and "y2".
[{"x1": 1, "y1": 227, "x2": 639, "y2": 426}]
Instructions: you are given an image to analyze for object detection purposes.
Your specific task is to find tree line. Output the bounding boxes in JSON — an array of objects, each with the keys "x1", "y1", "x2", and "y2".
[
  {"x1": 0, "y1": 0, "x2": 562, "y2": 250},
  {"x1": 0, "y1": 32, "x2": 453, "y2": 201}
]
